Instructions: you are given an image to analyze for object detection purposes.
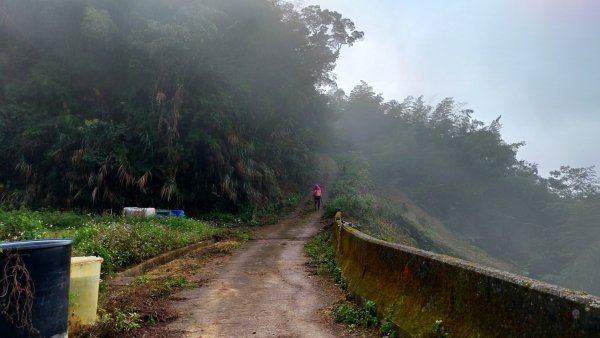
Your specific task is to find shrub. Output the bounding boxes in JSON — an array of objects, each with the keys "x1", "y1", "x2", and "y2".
[
  {"x1": 434, "y1": 319, "x2": 449, "y2": 338},
  {"x1": 380, "y1": 308, "x2": 398, "y2": 338},
  {"x1": 72, "y1": 217, "x2": 221, "y2": 274},
  {"x1": 282, "y1": 194, "x2": 302, "y2": 208},
  {"x1": 96, "y1": 309, "x2": 142, "y2": 335},
  {"x1": 333, "y1": 300, "x2": 379, "y2": 330},
  {"x1": 325, "y1": 194, "x2": 375, "y2": 219},
  {"x1": 0, "y1": 210, "x2": 47, "y2": 241},
  {"x1": 41, "y1": 211, "x2": 93, "y2": 229},
  {"x1": 0, "y1": 210, "x2": 221, "y2": 275},
  {"x1": 199, "y1": 212, "x2": 240, "y2": 225}
]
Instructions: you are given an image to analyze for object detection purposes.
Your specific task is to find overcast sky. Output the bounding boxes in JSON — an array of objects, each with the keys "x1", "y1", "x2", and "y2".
[{"x1": 306, "y1": 0, "x2": 600, "y2": 176}]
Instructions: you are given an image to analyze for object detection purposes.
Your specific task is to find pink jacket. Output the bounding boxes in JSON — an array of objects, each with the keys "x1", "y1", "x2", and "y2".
[{"x1": 313, "y1": 186, "x2": 321, "y2": 197}]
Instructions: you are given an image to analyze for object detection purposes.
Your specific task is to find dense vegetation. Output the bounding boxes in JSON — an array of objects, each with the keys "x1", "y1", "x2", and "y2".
[
  {"x1": 332, "y1": 82, "x2": 600, "y2": 295},
  {"x1": 0, "y1": 209, "x2": 221, "y2": 273},
  {"x1": 0, "y1": 0, "x2": 361, "y2": 213}
]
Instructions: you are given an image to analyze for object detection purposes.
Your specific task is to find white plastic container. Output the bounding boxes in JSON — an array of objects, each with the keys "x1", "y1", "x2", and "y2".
[
  {"x1": 123, "y1": 207, "x2": 156, "y2": 217},
  {"x1": 69, "y1": 256, "x2": 103, "y2": 335},
  {"x1": 143, "y1": 207, "x2": 156, "y2": 217}
]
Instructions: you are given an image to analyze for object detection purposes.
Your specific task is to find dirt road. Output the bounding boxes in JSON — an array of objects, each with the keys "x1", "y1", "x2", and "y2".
[{"x1": 166, "y1": 156, "x2": 348, "y2": 337}]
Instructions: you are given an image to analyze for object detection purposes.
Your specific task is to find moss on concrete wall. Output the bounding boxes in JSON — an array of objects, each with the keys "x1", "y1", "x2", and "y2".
[{"x1": 333, "y1": 222, "x2": 600, "y2": 337}]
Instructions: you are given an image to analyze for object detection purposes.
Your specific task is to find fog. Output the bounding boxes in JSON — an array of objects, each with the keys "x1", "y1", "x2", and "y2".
[
  {"x1": 2, "y1": 0, "x2": 600, "y2": 297},
  {"x1": 307, "y1": 0, "x2": 600, "y2": 175}
]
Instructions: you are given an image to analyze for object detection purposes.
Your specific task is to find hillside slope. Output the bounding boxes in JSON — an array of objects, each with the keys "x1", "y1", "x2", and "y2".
[
  {"x1": 327, "y1": 155, "x2": 513, "y2": 272},
  {"x1": 375, "y1": 187, "x2": 514, "y2": 272}
]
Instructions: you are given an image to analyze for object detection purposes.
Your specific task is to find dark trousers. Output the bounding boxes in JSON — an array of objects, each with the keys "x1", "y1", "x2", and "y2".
[{"x1": 314, "y1": 196, "x2": 322, "y2": 210}]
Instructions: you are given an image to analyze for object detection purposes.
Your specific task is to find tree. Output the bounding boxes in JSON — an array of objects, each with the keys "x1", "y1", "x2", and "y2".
[
  {"x1": 547, "y1": 166, "x2": 599, "y2": 199},
  {"x1": 0, "y1": 0, "x2": 363, "y2": 212}
]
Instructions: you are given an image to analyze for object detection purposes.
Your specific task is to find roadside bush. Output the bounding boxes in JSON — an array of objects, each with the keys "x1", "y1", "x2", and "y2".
[
  {"x1": 73, "y1": 217, "x2": 221, "y2": 274},
  {"x1": 199, "y1": 212, "x2": 240, "y2": 225},
  {"x1": 304, "y1": 230, "x2": 346, "y2": 289},
  {"x1": 282, "y1": 194, "x2": 302, "y2": 208},
  {"x1": 0, "y1": 209, "x2": 221, "y2": 275},
  {"x1": 304, "y1": 231, "x2": 336, "y2": 274},
  {"x1": 325, "y1": 155, "x2": 375, "y2": 223},
  {"x1": 41, "y1": 211, "x2": 93, "y2": 229},
  {"x1": 0, "y1": 210, "x2": 48, "y2": 240},
  {"x1": 333, "y1": 300, "x2": 379, "y2": 330},
  {"x1": 95, "y1": 309, "x2": 142, "y2": 335},
  {"x1": 325, "y1": 194, "x2": 375, "y2": 219}
]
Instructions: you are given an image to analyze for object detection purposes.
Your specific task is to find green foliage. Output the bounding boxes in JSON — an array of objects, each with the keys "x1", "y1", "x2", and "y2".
[
  {"x1": 547, "y1": 165, "x2": 599, "y2": 199},
  {"x1": 434, "y1": 319, "x2": 449, "y2": 338},
  {"x1": 72, "y1": 217, "x2": 219, "y2": 274},
  {"x1": 282, "y1": 194, "x2": 302, "y2": 208},
  {"x1": 325, "y1": 155, "x2": 374, "y2": 223},
  {"x1": 96, "y1": 309, "x2": 142, "y2": 335},
  {"x1": 304, "y1": 230, "x2": 345, "y2": 288},
  {"x1": 333, "y1": 300, "x2": 379, "y2": 330},
  {"x1": 200, "y1": 212, "x2": 242, "y2": 226},
  {"x1": 0, "y1": 210, "x2": 220, "y2": 275},
  {"x1": 0, "y1": 0, "x2": 362, "y2": 213},
  {"x1": 39, "y1": 211, "x2": 93, "y2": 229},
  {"x1": 306, "y1": 231, "x2": 397, "y2": 333},
  {"x1": 304, "y1": 231, "x2": 335, "y2": 271},
  {"x1": 151, "y1": 275, "x2": 193, "y2": 297},
  {"x1": 0, "y1": 210, "x2": 48, "y2": 240},
  {"x1": 380, "y1": 308, "x2": 398, "y2": 338},
  {"x1": 132, "y1": 275, "x2": 149, "y2": 286},
  {"x1": 163, "y1": 275, "x2": 192, "y2": 289},
  {"x1": 326, "y1": 194, "x2": 374, "y2": 220},
  {"x1": 80, "y1": 7, "x2": 117, "y2": 43}
]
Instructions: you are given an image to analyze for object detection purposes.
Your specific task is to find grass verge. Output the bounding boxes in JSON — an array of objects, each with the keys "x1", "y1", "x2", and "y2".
[
  {"x1": 304, "y1": 229, "x2": 398, "y2": 337},
  {"x1": 0, "y1": 210, "x2": 224, "y2": 275}
]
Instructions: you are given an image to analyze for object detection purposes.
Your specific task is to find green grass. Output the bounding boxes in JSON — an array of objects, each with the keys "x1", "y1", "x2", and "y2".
[
  {"x1": 333, "y1": 300, "x2": 379, "y2": 331},
  {"x1": 150, "y1": 274, "x2": 194, "y2": 297},
  {"x1": 325, "y1": 154, "x2": 379, "y2": 229},
  {"x1": 304, "y1": 230, "x2": 345, "y2": 287},
  {"x1": 305, "y1": 230, "x2": 398, "y2": 336},
  {"x1": 0, "y1": 210, "x2": 222, "y2": 275}
]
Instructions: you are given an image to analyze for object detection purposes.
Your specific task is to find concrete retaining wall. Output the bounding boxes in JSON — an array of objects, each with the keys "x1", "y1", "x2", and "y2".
[{"x1": 333, "y1": 222, "x2": 600, "y2": 337}]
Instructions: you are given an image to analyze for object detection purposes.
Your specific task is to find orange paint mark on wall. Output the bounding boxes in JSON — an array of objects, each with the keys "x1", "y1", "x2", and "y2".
[{"x1": 402, "y1": 266, "x2": 413, "y2": 281}]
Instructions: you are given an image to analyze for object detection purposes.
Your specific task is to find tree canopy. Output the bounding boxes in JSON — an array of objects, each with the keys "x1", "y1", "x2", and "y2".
[{"x1": 0, "y1": 0, "x2": 362, "y2": 212}]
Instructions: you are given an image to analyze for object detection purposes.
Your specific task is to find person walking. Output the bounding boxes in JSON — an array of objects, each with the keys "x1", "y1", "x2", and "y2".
[{"x1": 313, "y1": 184, "x2": 322, "y2": 211}]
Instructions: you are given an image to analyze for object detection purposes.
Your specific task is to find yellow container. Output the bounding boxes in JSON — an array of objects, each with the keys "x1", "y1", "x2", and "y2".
[{"x1": 69, "y1": 256, "x2": 103, "y2": 335}]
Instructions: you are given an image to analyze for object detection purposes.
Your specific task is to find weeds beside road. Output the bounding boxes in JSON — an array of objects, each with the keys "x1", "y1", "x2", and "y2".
[
  {"x1": 304, "y1": 230, "x2": 398, "y2": 337},
  {"x1": 0, "y1": 210, "x2": 223, "y2": 274}
]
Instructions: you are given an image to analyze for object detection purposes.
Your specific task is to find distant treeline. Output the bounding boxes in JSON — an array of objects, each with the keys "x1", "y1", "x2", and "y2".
[
  {"x1": 0, "y1": 0, "x2": 362, "y2": 212},
  {"x1": 333, "y1": 81, "x2": 600, "y2": 295}
]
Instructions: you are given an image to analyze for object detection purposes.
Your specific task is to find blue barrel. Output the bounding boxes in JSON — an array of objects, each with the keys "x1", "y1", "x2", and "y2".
[
  {"x1": 0, "y1": 239, "x2": 73, "y2": 338},
  {"x1": 170, "y1": 210, "x2": 185, "y2": 217}
]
